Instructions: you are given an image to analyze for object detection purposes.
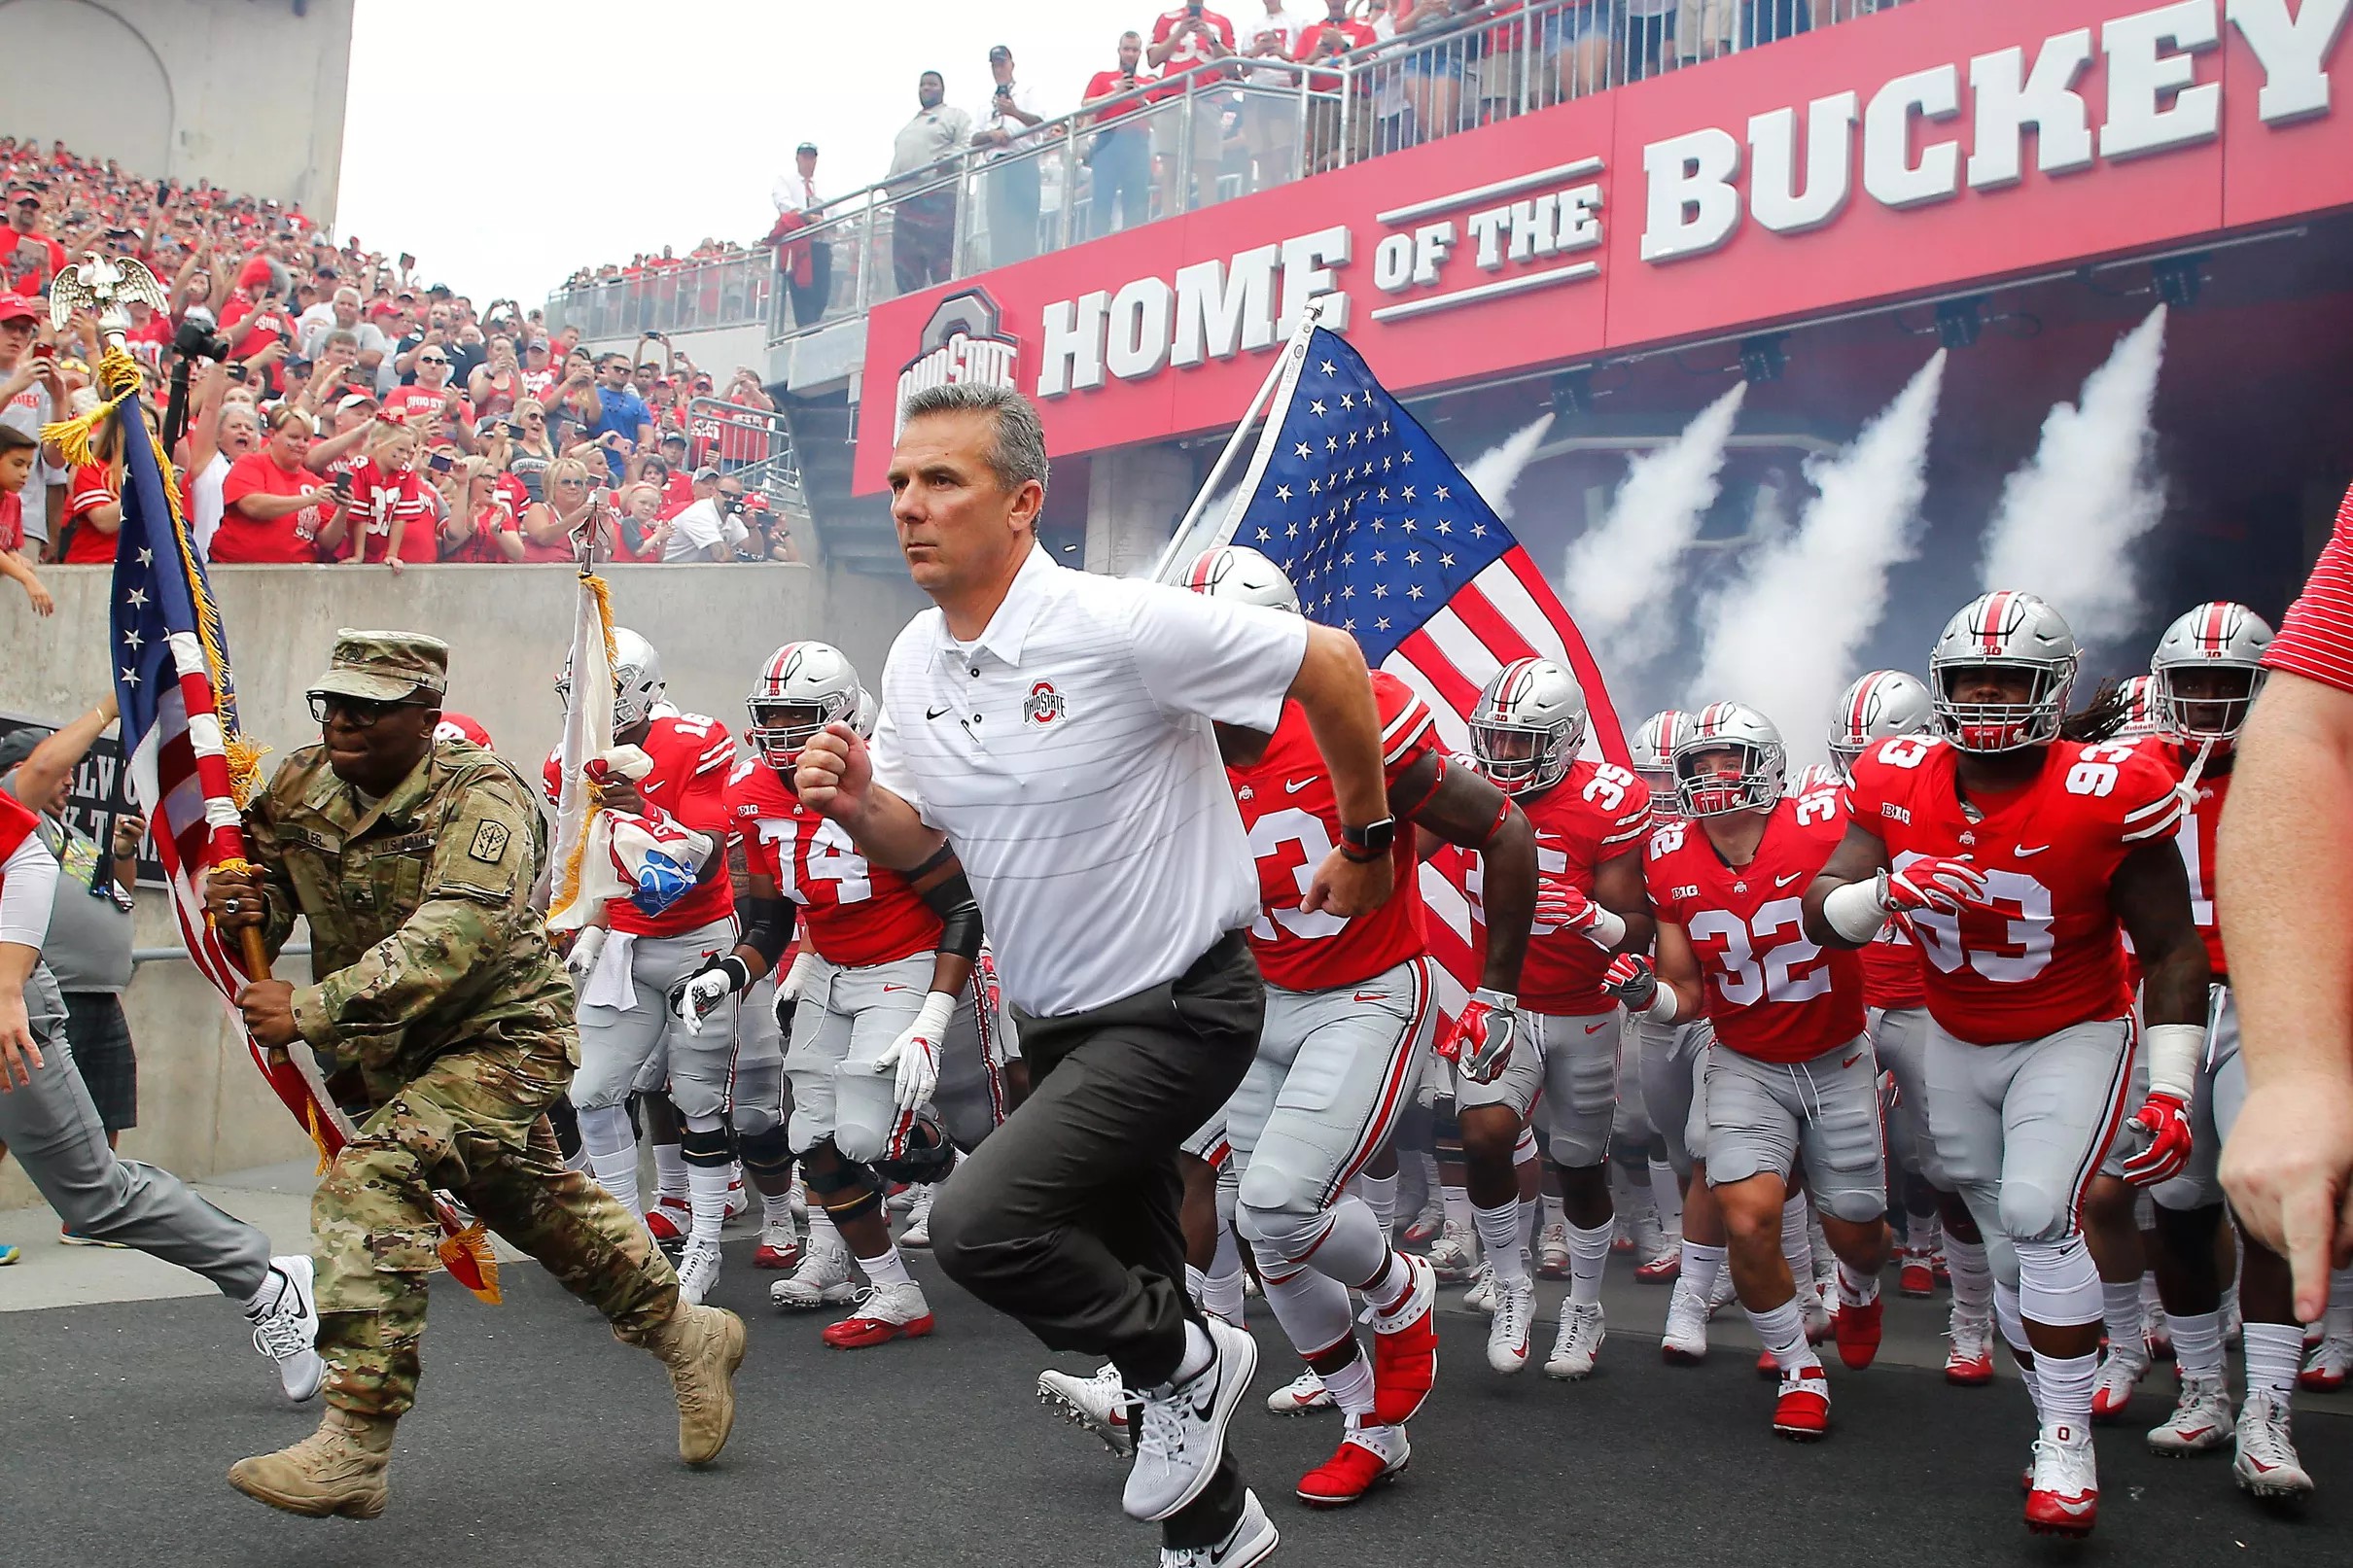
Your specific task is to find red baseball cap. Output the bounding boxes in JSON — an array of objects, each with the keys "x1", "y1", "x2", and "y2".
[{"x1": 0, "y1": 293, "x2": 40, "y2": 323}]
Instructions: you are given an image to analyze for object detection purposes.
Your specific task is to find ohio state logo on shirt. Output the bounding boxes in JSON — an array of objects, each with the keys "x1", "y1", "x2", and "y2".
[{"x1": 1024, "y1": 679, "x2": 1066, "y2": 726}]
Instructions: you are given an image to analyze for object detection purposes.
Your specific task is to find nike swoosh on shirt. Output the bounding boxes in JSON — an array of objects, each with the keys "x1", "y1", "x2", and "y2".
[
  {"x1": 1585, "y1": 1023, "x2": 1608, "y2": 1034},
  {"x1": 2015, "y1": 845, "x2": 2051, "y2": 857},
  {"x1": 1285, "y1": 778, "x2": 1316, "y2": 793},
  {"x1": 1774, "y1": 872, "x2": 1803, "y2": 889},
  {"x1": 926, "y1": 704, "x2": 952, "y2": 720}
]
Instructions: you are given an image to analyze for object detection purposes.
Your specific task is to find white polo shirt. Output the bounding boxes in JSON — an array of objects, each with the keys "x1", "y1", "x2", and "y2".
[{"x1": 870, "y1": 544, "x2": 1309, "y2": 1019}]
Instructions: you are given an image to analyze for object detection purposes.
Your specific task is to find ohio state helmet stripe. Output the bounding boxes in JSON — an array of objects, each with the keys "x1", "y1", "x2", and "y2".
[{"x1": 1979, "y1": 590, "x2": 2013, "y2": 654}]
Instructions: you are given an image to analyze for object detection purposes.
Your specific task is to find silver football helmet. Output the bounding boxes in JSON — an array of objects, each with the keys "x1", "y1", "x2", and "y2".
[
  {"x1": 746, "y1": 642, "x2": 861, "y2": 769},
  {"x1": 1673, "y1": 702, "x2": 1787, "y2": 818},
  {"x1": 556, "y1": 624, "x2": 666, "y2": 732},
  {"x1": 1631, "y1": 709, "x2": 1692, "y2": 817},
  {"x1": 1469, "y1": 657, "x2": 1589, "y2": 796},
  {"x1": 2112, "y1": 674, "x2": 2161, "y2": 740},
  {"x1": 2151, "y1": 600, "x2": 2271, "y2": 747},
  {"x1": 854, "y1": 686, "x2": 880, "y2": 739},
  {"x1": 1928, "y1": 591, "x2": 2080, "y2": 754},
  {"x1": 1184, "y1": 544, "x2": 1299, "y2": 613},
  {"x1": 1828, "y1": 670, "x2": 1935, "y2": 779}
]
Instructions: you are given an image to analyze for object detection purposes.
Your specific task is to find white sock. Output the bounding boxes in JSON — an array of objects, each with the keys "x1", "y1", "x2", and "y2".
[
  {"x1": 686, "y1": 1161, "x2": 731, "y2": 1246},
  {"x1": 1780, "y1": 1193, "x2": 1813, "y2": 1284},
  {"x1": 1174, "y1": 1318, "x2": 1215, "y2": 1384},
  {"x1": 1649, "y1": 1157, "x2": 1683, "y2": 1236},
  {"x1": 2244, "y1": 1321, "x2": 2304, "y2": 1398},
  {"x1": 1412, "y1": 1152, "x2": 1440, "y2": 1205},
  {"x1": 240, "y1": 1265, "x2": 291, "y2": 1317},
  {"x1": 1356, "y1": 1171, "x2": 1398, "y2": 1236},
  {"x1": 1256, "y1": 1255, "x2": 1349, "y2": 1349},
  {"x1": 2036, "y1": 1349, "x2": 2097, "y2": 1431},
  {"x1": 1475, "y1": 1201, "x2": 1528, "y2": 1284},
  {"x1": 1835, "y1": 1258, "x2": 1879, "y2": 1308},
  {"x1": 1517, "y1": 1194, "x2": 1539, "y2": 1257},
  {"x1": 1539, "y1": 1191, "x2": 1565, "y2": 1232},
  {"x1": 1746, "y1": 1296, "x2": 1819, "y2": 1374},
  {"x1": 857, "y1": 1243, "x2": 911, "y2": 1290},
  {"x1": 578, "y1": 1104, "x2": 641, "y2": 1215},
  {"x1": 587, "y1": 1148, "x2": 642, "y2": 1220},
  {"x1": 1202, "y1": 1266, "x2": 1247, "y2": 1326},
  {"x1": 1944, "y1": 1234, "x2": 1993, "y2": 1315},
  {"x1": 807, "y1": 1206, "x2": 842, "y2": 1252},
  {"x1": 1566, "y1": 1220, "x2": 1612, "y2": 1307},
  {"x1": 2101, "y1": 1279, "x2": 2145, "y2": 1354},
  {"x1": 2220, "y1": 1276, "x2": 2240, "y2": 1328},
  {"x1": 1910, "y1": 1211, "x2": 1941, "y2": 1255},
  {"x1": 1442, "y1": 1182, "x2": 1473, "y2": 1237},
  {"x1": 652, "y1": 1141, "x2": 687, "y2": 1206},
  {"x1": 2169, "y1": 1309, "x2": 2225, "y2": 1378},
  {"x1": 1319, "y1": 1350, "x2": 1375, "y2": 1419},
  {"x1": 1681, "y1": 1239, "x2": 1726, "y2": 1304}
]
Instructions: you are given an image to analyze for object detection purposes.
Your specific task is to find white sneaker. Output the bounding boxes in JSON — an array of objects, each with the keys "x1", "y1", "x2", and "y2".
[
  {"x1": 677, "y1": 1239, "x2": 722, "y2": 1307},
  {"x1": 2232, "y1": 1389, "x2": 2315, "y2": 1500},
  {"x1": 1536, "y1": 1220, "x2": 1571, "y2": 1278},
  {"x1": 246, "y1": 1255, "x2": 324, "y2": 1403},
  {"x1": 888, "y1": 1182, "x2": 919, "y2": 1215},
  {"x1": 1160, "y1": 1487, "x2": 1280, "y2": 1568},
  {"x1": 1462, "y1": 1259, "x2": 1499, "y2": 1313},
  {"x1": 1545, "y1": 1301, "x2": 1605, "y2": 1380},
  {"x1": 1487, "y1": 1277, "x2": 1535, "y2": 1375},
  {"x1": 1125, "y1": 1318, "x2": 1258, "y2": 1522},
  {"x1": 1039, "y1": 1363, "x2": 1135, "y2": 1457},
  {"x1": 754, "y1": 1217, "x2": 801, "y2": 1271},
  {"x1": 1401, "y1": 1192, "x2": 1445, "y2": 1246},
  {"x1": 1628, "y1": 1208, "x2": 1668, "y2": 1265},
  {"x1": 1426, "y1": 1219, "x2": 1480, "y2": 1282},
  {"x1": 1266, "y1": 1367, "x2": 1335, "y2": 1415},
  {"x1": 1705, "y1": 1267, "x2": 1738, "y2": 1318},
  {"x1": 2145, "y1": 1372, "x2": 2233, "y2": 1453},
  {"x1": 769, "y1": 1237, "x2": 856, "y2": 1308},
  {"x1": 900, "y1": 1184, "x2": 936, "y2": 1248},
  {"x1": 1662, "y1": 1282, "x2": 1709, "y2": 1364}
]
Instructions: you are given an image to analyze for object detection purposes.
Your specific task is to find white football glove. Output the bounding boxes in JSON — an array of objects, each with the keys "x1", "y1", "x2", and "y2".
[
  {"x1": 775, "y1": 948, "x2": 817, "y2": 1004},
  {"x1": 563, "y1": 925, "x2": 608, "y2": 990},
  {"x1": 874, "y1": 991, "x2": 953, "y2": 1114},
  {"x1": 666, "y1": 955, "x2": 749, "y2": 1035}
]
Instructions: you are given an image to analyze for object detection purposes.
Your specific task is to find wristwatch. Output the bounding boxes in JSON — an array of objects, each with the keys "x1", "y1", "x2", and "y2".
[{"x1": 1339, "y1": 816, "x2": 1397, "y2": 863}]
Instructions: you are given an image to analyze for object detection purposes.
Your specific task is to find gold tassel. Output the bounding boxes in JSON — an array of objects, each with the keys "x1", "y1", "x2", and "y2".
[{"x1": 304, "y1": 1098, "x2": 332, "y2": 1175}]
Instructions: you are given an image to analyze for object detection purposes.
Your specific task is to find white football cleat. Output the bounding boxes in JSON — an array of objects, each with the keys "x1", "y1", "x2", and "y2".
[
  {"x1": 723, "y1": 1169, "x2": 750, "y2": 1222},
  {"x1": 1799, "y1": 1282, "x2": 1832, "y2": 1344},
  {"x1": 1160, "y1": 1486, "x2": 1279, "y2": 1568},
  {"x1": 1626, "y1": 1208, "x2": 1668, "y2": 1267},
  {"x1": 753, "y1": 1218, "x2": 801, "y2": 1272},
  {"x1": 1544, "y1": 1301, "x2": 1605, "y2": 1380},
  {"x1": 788, "y1": 1173, "x2": 808, "y2": 1219},
  {"x1": 677, "y1": 1239, "x2": 722, "y2": 1307},
  {"x1": 2024, "y1": 1423, "x2": 2100, "y2": 1536},
  {"x1": 1401, "y1": 1192, "x2": 1444, "y2": 1246},
  {"x1": 1038, "y1": 1362, "x2": 1134, "y2": 1456},
  {"x1": 1662, "y1": 1282, "x2": 1709, "y2": 1365},
  {"x1": 1266, "y1": 1368, "x2": 1335, "y2": 1415},
  {"x1": 2232, "y1": 1390, "x2": 2314, "y2": 1501},
  {"x1": 900, "y1": 1184, "x2": 936, "y2": 1248},
  {"x1": 1487, "y1": 1277, "x2": 1534, "y2": 1375},
  {"x1": 769, "y1": 1237, "x2": 856, "y2": 1309},
  {"x1": 1536, "y1": 1220, "x2": 1571, "y2": 1279},
  {"x1": 2145, "y1": 1372, "x2": 2232, "y2": 1454},
  {"x1": 246, "y1": 1255, "x2": 324, "y2": 1403},
  {"x1": 1462, "y1": 1259, "x2": 1499, "y2": 1314},
  {"x1": 2090, "y1": 1340, "x2": 2152, "y2": 1423},
  {"x1": 2301, "y1": 1332, "x2": 2353, "y2": 1391},
  {"x1": 1425, "y1": 1219, "x2": 1480, "y2": 1282}
]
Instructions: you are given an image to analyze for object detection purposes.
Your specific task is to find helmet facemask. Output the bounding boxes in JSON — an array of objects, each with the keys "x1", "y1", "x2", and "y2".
[
  {"x1": 1675, "y1": 740, "x2": 1782, "y2": 819},
  {"x1": 1932, "y1": 658, "x2": 2075, "y2": 753},
  {"x1": 2156, "y1": 663, "x2": 2264, "y2": 748},
  {"x1": 1469, "y1": 714, "x2": 1573, "y2": 796},
  {"x1": 748, "y1": 696, "x2": 851, "y2": 771}
]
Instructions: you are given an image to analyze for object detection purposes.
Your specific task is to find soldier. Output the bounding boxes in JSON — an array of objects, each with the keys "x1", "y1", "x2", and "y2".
[{"x1": 206, "y1": 631, "x2": 745, "y2": 1519}]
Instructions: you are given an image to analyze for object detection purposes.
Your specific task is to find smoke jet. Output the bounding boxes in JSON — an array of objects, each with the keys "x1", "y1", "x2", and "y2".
[
  {"x1": 1464, "y1": 414, "x2": 1556, "y2": 520},
  {"x1": 1979, "y1": 305, "x2": 2170, "y2": 646},
  {"x1": 1689, "y1": 352, "x2": 1949, "y2": 763}
]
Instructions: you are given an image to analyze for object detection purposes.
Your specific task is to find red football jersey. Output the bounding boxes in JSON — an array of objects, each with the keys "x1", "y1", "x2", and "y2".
[
  {"x1": 2145, "y1": 740, "x2": 2229, "y2": 980},
  {"x1": 1228, "y1": 673, "x2": 1436, "y2": 991},
  {"x1": 1646, "y1": 798, "x2": 1865, "y2": 1063},
  {"x1": 1810, "y1": 784, "x2": 1928, "y2": 1010},
  {"x1": 1512, "y1": 759, "x2": 1651, "y2": 1016},
  {"x1": 541, "y1": 711, "x2": 736, "y2": 937},
  {"x1": 1844, "y1": 735, "x2": 2183, "y2": 1046},
  {"x1": 724, "y1": 755, "x2": 940, "y2": 968}
]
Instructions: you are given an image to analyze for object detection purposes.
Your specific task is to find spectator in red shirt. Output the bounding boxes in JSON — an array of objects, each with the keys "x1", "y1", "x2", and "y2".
[
  {"x1": 1082, "y1": 34, "x2": 1159, "y2": 237},
  {"x1": 0, "y1": 424, "x2": 53, "y2": 615},
  {"x1": 1147, "y1": 6, "x2": 1238, "y2": 215},
  {"x1": 345, "y1": 423, "x2": 441, "y2": 573},
  {"x1": 380, "y1": 346, "x2": 473, "y2": 446},
  {"x1": 443, "y1": 457, "x2": 523, "y2": 563},
  {"x1": 212, "y1": 407, "x2": 349, "y2": 563},
  {"x1": 4, "y1": 190, "x2": 67, "y2": 295},
  {"x1": 1294, "y1": 0, "x2": 1378, "y2": 170},
  {"x1": 57, "y1": 456, "x2": 121, "y2": 565}
]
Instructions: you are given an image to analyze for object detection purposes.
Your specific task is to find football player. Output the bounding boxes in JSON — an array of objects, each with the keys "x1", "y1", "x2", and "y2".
[
  {"x1": 1806, "y1": 591, "x2": 2211, "y2": 1536},
  {"x1": 548, "y1": 628, "x2": 743, "y2": 1304},
  {"x1": 1457, "y1": 658, "x2": 1653, "y2": 1381},
  {"x1": 1615, "y1": 704, "x2": 1891, "y2": 1441},
  {"x1": 700, "y1": 642, "x2": 985, "y2": 1346},
  {"x1": 2137, "y1": 604, "x2": 2314, "y2": 1499},
  {"x1": 1829, "y1": 670, "x2": 2000, "y2": 1381}
]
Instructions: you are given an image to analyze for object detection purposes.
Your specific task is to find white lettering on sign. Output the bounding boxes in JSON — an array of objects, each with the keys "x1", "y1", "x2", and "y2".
[
  {"x1": 1749, "y1": 94, "x2": 1858, "y2": 232},
  {"x1": 894, "y1": 331, "x2": 1021, "y2": 436},
  {"x1": 2230, "y1": 0, "x2": 2352, "y2": 124},
  {"x1": 1172, "y1": 247, "x2": 1280, "y2": 367},
  {"x1": 2101, "y1": 0, "x2": 2222, "y2": 159}
]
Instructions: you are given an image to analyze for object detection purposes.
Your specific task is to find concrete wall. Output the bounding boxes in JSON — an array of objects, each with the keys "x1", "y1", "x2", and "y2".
[
  {"x1": 0, "y1": 559, "x2": 930, "y2": 1206},
  {"x1": 0, "y1": 0, "x2": 354, "y2": 218}
]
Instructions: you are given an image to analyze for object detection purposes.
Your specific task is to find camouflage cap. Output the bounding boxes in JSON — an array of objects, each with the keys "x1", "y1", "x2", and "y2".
[{"x1": 308, "y1": 629, "x2": 450, "y2": 703}]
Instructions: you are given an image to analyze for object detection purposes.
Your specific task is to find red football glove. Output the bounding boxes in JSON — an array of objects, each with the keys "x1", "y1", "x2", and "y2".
[
  {"x1": 1535, "y1": 880, "x2": 1600, "y2": 932},
  {"x1": 1601, "y1": 953, "x2": 1659, "y2": 1010},
  {"x1": 1882, "y1": 856, "x2": 1988, "y2": 916},
  {"x1": 1436, "y1": 988, "x2": 1518, "y2": 1085},
  {"x1": 2119, "y1": 1092, "x2": 2194, "y2": 1186}
]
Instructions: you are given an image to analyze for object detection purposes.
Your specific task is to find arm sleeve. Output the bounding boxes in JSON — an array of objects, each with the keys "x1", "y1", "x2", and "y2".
[
  {"x1": 288, "y1": 770, "x2": 544, "y2": 1058},
  {"x1": 0, "y1": 834, "x2": 59, "y2": 948},
  {"x1": 1121, "y1": 578, "x2": 1310, "y2": 731},
  {"x1": 2264, "y1": 494, "x2": 2353, "y2": 693}
]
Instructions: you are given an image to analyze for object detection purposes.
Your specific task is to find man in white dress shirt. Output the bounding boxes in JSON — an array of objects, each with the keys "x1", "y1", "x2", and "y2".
[
  {"x1": 795, "y1": 381, "x2": 1393, "y2": 1568},
  {"x1": 770, "y1": 141, "x2": 832, "y2": 329},
  {"x1": 972, "y1": 46, "x2": 1045, "y2": 268}
]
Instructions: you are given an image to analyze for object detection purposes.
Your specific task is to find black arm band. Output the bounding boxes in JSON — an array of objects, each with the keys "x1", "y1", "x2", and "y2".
[
  {"x1": 917, "y1": 869, "x2": 985, "y2": 964},
  {"x1": 737, "y1": 893, "x2": 795, "y2": 972}
]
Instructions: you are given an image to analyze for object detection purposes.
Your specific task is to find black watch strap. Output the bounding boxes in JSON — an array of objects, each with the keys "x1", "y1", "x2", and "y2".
[{"x1": 1339, "y1": 816, "x2": 1396, "y2": 862}]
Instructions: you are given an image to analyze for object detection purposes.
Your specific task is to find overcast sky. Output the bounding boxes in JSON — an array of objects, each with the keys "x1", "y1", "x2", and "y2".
[{"x1": 335, "y1": 0, "x2": 1134, "y2": 307}]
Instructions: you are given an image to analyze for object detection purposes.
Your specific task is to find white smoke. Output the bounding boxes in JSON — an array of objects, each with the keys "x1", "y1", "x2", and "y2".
[
  {"x1": 1464, "y1": 413, "x2": 1556, "y2": 520},
  {"x1": 1979, "y1": 305, "x2": 2170, "y2": 645},
  {"x1": 1689, "y1": 351, "x2": 1949, "y2": 764},
  {"x1": 1563, "y1": 383, "x2": 1747, "y2": 672}
]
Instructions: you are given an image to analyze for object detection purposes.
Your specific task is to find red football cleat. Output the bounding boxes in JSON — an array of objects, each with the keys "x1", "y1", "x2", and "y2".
[
  {"x1": 1365, "y1": 1253, "x2": 1439, "y2": 1425},
  {"x1": 1634, "y1": 1249, "x2": 1681, "y2": 1284},
  {"x1": 1772, "y1": 1367, "x2": 1830, "y2": 1442},
  {"x1": 2024, "y1": 1426, "x2": 2099, "y2": 1536},
  {"x1": 1295, "y1": 1430, "x2": 1409, "y2": 1507},
  {"x1": 1834, "y1": 1295, "x2": 1883, "y2": 1371},
  {"x1": 1946, "y1": 1311, "x2": 1995, "y2": 1386},
  {"x1": 820, "y1": 1282, "x2": 935, "y2": 1348},
  {"x1": 1898, "y1": 1251, "x2": 1936, "y2": 1299},
  {"x1": 644, "y1": 1199, "x2": 689, "y2": 1245},
  {"x1": 753, "y1": 1234, "x2": 802, "y2": 1272}
]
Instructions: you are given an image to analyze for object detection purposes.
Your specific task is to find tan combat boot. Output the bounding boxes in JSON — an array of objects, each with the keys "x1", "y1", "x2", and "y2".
[
  {"x1": 227, "y1": 1405, "x2": 395, "y2": 1518},
  {"x1": 640, "y1": 1302, "x2": 747, "y2": 1464}
]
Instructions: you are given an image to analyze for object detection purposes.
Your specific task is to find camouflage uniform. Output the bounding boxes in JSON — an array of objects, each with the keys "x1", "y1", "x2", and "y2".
[{"x1": 242, "y1": 633, "x2": 679, "y2": 1419}]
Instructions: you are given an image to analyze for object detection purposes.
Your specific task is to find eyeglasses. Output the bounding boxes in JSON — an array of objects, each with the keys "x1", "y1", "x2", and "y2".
[
  {"x1": 720, "y1": 490, "x2": 746, "y2": 503},
  {"x1": 308, "y1": 693, "x2": 429, "y2": 727},
  {"x1": 553, "y1": 476, "x2": 588, "y2": 489},
  {"x1": 419, "y1": 354, "x2": 448, "y2": 365},
  {"x1": 523, "y1": 412, "x2": 545, "y2": 422}
]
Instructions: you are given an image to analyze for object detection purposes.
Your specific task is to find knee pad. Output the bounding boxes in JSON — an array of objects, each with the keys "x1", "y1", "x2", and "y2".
[
  {"x1": 1236, "y1": 1161, "x2": 1325, "y2": 1254},
  {"x1": 1821, "y1": 1188, "x2": 1887, "y2": 1226},
  {"x1": 805, "y1": 1149, "x2": 883, "y2": 1224},
  {"x1": 1995, "y1": 1181, "x2": 2072, "y2": 1249},
  {"x1": 679, "y1": 1121, "x2": 733, "y2": 1168},
  {"x1": 737, "y1": 1123, "x2": 795, "y2": 1182},
  {"x1": 2015, "y1": 1237, "x2": 2104, "y2": 1328},
  {"x1": 576, "y1": 1102, "x2": 635, "y2": 1158}
]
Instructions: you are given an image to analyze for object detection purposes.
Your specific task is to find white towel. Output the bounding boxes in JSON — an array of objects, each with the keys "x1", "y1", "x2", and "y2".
[{"x1": 583, "y1": 928, "x2": 639, "y2": 1011}]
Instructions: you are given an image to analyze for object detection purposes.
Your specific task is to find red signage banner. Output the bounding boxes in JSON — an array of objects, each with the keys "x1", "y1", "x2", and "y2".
[{"x1": 854, "y1": 0, "x2": 2353, "y2": 492}]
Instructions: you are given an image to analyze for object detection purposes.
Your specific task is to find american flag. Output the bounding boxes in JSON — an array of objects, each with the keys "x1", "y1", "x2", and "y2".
[
  {"x1": 107, "y1": 400, "x2": 347, "y2": 1152},
  {"x1": 1205, "y1": 326, "x2": 1630, "y2": 1013}
]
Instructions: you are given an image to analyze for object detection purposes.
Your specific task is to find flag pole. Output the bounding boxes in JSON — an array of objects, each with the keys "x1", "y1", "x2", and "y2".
[{"x1": 1147, "y1": 297, "x2": 1326, "y2": 584}]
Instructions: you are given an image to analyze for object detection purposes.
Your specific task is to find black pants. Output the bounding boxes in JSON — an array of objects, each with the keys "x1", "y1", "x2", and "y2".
[
  {"x1": 930, "y1": 929, "x2": 1263, "y2": 1550},
  {"x1": 786, "y1": 242, "x2": 831, "y2": 328}
]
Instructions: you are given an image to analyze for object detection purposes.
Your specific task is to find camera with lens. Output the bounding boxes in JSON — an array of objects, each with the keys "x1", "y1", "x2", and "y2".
[{"x1": 172, "y1": 315, "x2": 231, "y2": 363}]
